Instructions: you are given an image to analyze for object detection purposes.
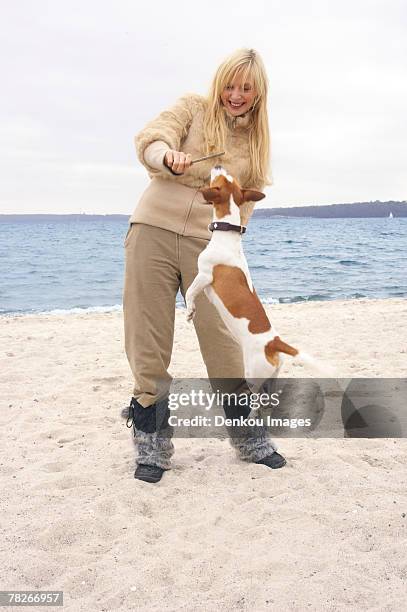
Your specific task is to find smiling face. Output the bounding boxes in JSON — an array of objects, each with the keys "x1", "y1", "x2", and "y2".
[{"x1": 220, "y1": 70, "x2": 257, "y2": 117}]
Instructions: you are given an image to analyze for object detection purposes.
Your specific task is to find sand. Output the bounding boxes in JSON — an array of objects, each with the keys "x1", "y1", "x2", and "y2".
[{"x1": 1, "y1": 297, "x2": 406, "y2": 611}]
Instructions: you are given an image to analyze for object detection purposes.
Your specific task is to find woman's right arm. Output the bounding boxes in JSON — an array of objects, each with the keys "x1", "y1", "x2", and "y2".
[
  {"x1": 135, "y1": 94, "x2": 200, "y2": 175},
  {"x1": 144, "y1": 141, "x2": 192, "y2": 175}
]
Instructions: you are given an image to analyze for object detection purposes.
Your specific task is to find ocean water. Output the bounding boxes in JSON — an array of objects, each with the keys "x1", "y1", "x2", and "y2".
[{"x1": 0, "y1": 216, "x2": 406, "y2": 315}]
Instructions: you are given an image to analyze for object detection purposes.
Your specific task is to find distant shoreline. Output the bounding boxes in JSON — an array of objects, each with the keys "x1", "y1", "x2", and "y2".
[{"x1": 1, "y1": 200, "x2": 406, "y2": 220}]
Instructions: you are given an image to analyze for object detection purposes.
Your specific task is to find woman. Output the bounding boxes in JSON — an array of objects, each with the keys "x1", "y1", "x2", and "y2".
[{"x1": 123, "y1": 48, "x2": 286, "y2": 483}]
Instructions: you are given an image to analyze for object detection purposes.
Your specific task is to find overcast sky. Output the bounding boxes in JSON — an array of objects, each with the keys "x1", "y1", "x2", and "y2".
[{"x1": 1, "y1": 0, "x2": 406, "y2": 214}]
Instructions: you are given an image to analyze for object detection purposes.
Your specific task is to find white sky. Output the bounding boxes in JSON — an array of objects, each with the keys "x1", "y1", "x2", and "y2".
[{"x1": 1, "y1": 0, "x2": 406, "y2": 214}]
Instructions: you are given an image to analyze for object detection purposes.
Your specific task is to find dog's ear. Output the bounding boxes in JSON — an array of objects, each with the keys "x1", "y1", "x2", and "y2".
[
  {"x1": 199, "y1": 187, "x2": 220, "y2": 203},
  {"x1": 241, "y1": 189, "x2": 266, "y2": 203}
]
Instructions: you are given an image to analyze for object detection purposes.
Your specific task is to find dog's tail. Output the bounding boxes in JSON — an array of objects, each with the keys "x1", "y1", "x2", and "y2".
[
  {"x1": 266, "y1": 336, "x2": 336, "y2": 377},
  {"x1": 293, "y1": 350, "x2": 337, "y2": 377},
  {"x1": 265, "y1": 336, "x2": 298, "y2": 365}
]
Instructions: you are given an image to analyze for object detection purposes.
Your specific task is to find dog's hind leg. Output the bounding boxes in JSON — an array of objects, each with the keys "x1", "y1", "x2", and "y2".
[
  {"x1": 244, "y1": 354, "x2": 277, "y2": 398},
  {"x1": 185, "y1": 272, "x2": 212, "y2": 322}
]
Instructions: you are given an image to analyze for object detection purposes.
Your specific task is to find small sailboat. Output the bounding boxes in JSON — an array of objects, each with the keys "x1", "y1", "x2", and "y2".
[{"x1": 388, "y1": 212, "x2": 394, "y2": 219}]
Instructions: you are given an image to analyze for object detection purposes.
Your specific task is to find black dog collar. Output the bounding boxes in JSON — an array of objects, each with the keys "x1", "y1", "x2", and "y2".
[{"x1": 208, "y1": 222, "x2": 246, "y2": 234}]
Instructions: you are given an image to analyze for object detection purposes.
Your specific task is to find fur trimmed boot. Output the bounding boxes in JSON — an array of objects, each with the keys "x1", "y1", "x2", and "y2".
[
  {"x1": 126, "y1": 397, "x2": 174, "y2": 483},
  {"x1": 223, "y1": 397, "x2": 286, "y2": 469}
]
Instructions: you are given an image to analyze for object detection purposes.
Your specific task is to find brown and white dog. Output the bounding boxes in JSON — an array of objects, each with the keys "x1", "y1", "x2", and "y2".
[{"x1": 186, "y1": 166, "x2": 311, "y2": 392}]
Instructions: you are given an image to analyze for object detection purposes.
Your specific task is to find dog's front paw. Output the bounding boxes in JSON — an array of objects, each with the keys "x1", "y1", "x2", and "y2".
[{"x1": 186, "y1": 305, "x2": 196, "y2": 322}]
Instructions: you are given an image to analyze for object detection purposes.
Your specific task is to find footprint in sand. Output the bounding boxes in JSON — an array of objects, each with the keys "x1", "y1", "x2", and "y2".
[
  {"x1": 56, "y1": 436, "x2": 79, "y2": 444},
  {"x1": 361, "y1": 454, "x2": 386, "y2": 468},
  {"x1": 41, "y1": 461, "x2": 69, "y2": 473},
  {"x1": 96, "y1": 499, "x2": 119, "y2": 517},
  {"x1": 92, "y1": 376, "x2": 125, "y2": 384},
  {"x1": 139, "y1": 500, "x2": 154, "y2": 518},
  {"x1": 35, "y1": 517, "x2": 115, "y2": 553},
  {"x1": 54, "y1": 475, "x2": 94, "y2": 489},
  {"x1": 194, "y1": 454, "x2": 206, "y2": 462},
  {"x1": 39, "y1": 429, "x2": 86, "y2": 444}
]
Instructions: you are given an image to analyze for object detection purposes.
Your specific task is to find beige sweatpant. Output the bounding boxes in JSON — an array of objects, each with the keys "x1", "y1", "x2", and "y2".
[{"x1": 123, "y1": 223, "x2": 246, "y2": 407}]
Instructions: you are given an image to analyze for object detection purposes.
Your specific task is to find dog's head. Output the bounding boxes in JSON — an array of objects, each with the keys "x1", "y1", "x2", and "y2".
[{"x1": 199, "y1": 166, "x2": 265, "y2": 218}]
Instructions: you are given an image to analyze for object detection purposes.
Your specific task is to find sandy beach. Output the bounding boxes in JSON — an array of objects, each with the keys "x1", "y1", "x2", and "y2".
[{"x1": 1, "y1": 297, "x2": 406, "y2": 611}]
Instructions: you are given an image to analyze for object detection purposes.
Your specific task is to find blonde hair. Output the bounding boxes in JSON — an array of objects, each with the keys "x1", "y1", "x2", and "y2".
[{"x1": 203, "y1": 48, "x2": 271, "y2": 188}]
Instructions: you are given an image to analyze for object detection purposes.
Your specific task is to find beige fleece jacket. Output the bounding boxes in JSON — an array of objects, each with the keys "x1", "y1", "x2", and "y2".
[{"x1": 130, "y1": 93, "x2": 262, "y2": 238}]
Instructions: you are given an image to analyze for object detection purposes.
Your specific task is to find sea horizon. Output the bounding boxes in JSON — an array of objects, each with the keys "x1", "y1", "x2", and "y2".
[{"x1": 1, "y1": 197, "x2": 407, "y2": 220}]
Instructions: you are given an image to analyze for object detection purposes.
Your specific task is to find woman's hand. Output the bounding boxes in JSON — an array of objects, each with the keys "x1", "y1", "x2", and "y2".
[{"x1": 164, "y1": 150, "x2": 192, "y2": 175}]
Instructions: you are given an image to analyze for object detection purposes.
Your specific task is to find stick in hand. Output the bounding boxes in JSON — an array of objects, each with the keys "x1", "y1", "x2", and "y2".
[{"x1": 191, "y1": 151, "x2": 225, "y2": 165}]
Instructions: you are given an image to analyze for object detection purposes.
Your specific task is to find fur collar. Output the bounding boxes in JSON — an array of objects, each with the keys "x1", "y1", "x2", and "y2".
[{"x1": 222, "y1": 106, "x2": 253, "y2": 130}]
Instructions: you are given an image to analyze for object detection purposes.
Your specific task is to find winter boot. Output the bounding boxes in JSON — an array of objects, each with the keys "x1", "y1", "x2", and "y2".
[
  {"x1": 223, "y1": 395, "x2": 286, "y2": 468},
  {"x1": 126, "y1": 397, "x2": 174, "y2": 483}
]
